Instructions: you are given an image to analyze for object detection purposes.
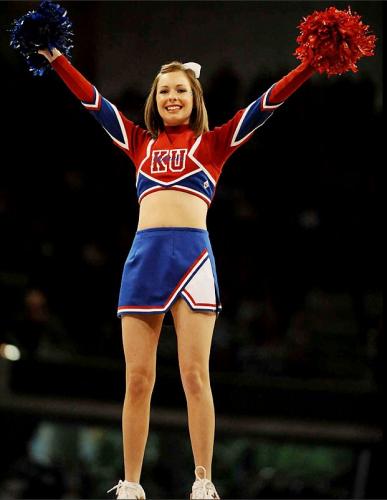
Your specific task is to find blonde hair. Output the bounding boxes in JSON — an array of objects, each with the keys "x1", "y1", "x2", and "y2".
[{"x1": 144, "y1": 61, "x2": 209, "y2": 138}]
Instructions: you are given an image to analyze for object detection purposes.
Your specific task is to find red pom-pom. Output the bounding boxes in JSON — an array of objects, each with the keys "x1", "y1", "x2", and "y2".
[{"x1": 294, "y1": 6, "x2": 376, "y2": 76}]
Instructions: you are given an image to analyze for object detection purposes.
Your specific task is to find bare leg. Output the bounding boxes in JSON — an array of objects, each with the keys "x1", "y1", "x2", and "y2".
[
  {"x1": 171, "y1": 299, "x2": 217, "y2": 481},
  {"x1": 121, "y1": 313, "x2": 163, "y2": 482}
]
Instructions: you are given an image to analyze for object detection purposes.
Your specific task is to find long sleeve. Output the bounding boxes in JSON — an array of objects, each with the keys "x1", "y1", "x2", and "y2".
[
  {"x1": 268, "y1": 61, "x2": 315, "y2": 104},
  {"x1": 51, "y1": 54, "x2": 94, "y2": 101},
  {"x1": 51, "y1": 55, "x2": 149, "y2": 159},
  {"x1": 205, "y1": 62, "x2": 315, "y2": 171}
]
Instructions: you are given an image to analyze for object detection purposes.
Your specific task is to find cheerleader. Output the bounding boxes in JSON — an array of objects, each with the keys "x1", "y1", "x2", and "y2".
[{"x1": 11, "y1": 3, "x2": 375, "y2": 498}]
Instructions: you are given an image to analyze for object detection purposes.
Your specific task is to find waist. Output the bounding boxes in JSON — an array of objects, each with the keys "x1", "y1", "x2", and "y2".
[
  {"x1": 132, "y1": 226, "x2": 211, "y2": 251},
  {"x1": 135, "y1": 226, "x2": 209, "y2": 236},
  {"x1": 137, "y1": 190, "x2": 208, "y2": 230}
]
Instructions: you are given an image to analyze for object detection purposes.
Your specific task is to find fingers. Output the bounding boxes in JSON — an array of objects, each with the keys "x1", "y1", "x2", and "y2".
[{"x1": 37, "y1": 48, "x2": 61, "y2": 62}]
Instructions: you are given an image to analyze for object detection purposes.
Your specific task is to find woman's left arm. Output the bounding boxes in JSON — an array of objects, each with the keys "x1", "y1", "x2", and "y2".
[
  {"x1": 206, "y1": 62, "x2": 314, "y2": 170},
  {"x1": 231, "y1": 61, "x2": 315, "y2": 146},
  {"x1": 267, "y1": 61, "x2": 314, "y2": 105}
]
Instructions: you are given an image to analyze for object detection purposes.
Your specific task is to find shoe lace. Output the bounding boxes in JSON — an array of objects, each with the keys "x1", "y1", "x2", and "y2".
[
  {"x1": 107, "y1": 480, "x2": 123, "y2": 494},
  {"x1": 107, "y1": 480, "x2": 143, "y2": 497}
]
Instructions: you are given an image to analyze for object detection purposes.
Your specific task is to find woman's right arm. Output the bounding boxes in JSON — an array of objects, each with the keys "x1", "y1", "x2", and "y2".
[
  {"x1": 39, "y1": 49, "x2": 148, "y2": 156},
  {"x1": 38, "y1": 48, "x2": 62, "y2": 63}
]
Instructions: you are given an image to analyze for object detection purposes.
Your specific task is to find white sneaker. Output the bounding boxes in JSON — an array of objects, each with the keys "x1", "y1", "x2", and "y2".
[
  {"x1": 190, "y1": 466, "x2": 220, "y2": 499},
  {"x1": 107, "y1": 480, "x2": 146, "y2": 499}
]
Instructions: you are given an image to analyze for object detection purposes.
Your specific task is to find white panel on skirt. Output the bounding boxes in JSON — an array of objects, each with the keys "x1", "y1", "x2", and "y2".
[{"x1": 182, "y1": 258, "x2": 216, "y2": 309}]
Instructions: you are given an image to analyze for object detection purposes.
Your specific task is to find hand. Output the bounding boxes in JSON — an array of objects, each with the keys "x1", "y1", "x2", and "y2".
[{"x1": 38, "y1": 48, "x2": 62, "y2": 63}]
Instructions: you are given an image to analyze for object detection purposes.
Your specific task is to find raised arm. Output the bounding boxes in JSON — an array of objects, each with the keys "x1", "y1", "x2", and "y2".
[
  {"x1": 234, "y1": 61, "x2": 315, "y2": 145},
  {"x1": 39, "y1": 48, "x2": 94, "y2": 102},
  {"x1": 206, "y1": 61, "x2": 315, "y2": 169},
  {"x1": 39, "y1": 49, "x2": 147, "y2": 155},
  {"x1": 267, "y1": 61, "x2": 314, "y2": 104}
]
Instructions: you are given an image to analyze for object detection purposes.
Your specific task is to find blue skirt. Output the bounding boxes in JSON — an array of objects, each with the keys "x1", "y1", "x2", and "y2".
[{"x1": 117, "y1": 227, "x2": 221, "y2": 316}]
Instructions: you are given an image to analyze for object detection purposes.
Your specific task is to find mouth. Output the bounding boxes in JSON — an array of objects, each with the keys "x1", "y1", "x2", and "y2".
[{"x1": 165, "y1": 105, "x2": 182, "y2": 112}]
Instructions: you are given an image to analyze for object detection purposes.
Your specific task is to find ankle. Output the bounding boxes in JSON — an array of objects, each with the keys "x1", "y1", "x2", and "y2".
[
  {"x1": 124, "y1": 477, "x2": 141, "y2": 484},
  {"x1": 195, "y1": 465, "x2": 211, "y2": 481}
]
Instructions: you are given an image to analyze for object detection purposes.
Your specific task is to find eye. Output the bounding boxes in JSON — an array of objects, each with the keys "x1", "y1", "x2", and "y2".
[
  {"x1": 178, "y1": 89, "x2": 187, "y2": 93},
  {"x1": 159, "y1": 89, "x2": 168, "y2": 94}
]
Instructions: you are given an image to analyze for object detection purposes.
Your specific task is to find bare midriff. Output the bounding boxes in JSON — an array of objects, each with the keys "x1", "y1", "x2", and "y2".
[{"x1": 138, "y1": 190, "x2": 208, "y2": 230}]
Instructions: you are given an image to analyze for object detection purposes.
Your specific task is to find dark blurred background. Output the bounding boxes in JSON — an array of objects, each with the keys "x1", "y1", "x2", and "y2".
[{"x1": 0, "y1": 1, "x2": 384, "y2": 499}]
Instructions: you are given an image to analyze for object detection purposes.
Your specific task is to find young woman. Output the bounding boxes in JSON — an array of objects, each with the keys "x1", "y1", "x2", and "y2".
[{"x1": 38, "y1": 46, "x2": 314, "y2": 499}]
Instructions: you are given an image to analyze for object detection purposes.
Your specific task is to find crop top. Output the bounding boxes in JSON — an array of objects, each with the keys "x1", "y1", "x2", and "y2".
[{"x1": 51, "y1": 55, "x2": 314, "y2": 206}]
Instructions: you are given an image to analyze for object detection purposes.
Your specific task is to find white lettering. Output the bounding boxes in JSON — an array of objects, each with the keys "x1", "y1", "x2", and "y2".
[
  {"x1": 169, "y1": 149, "x2": 187, "y2": 172},
  {"x1": 151, "y1": 150, "x2": 169, "y2": 173},
  {"x1": 151, "y1": 149, "x2": 188, "y2": 173}
]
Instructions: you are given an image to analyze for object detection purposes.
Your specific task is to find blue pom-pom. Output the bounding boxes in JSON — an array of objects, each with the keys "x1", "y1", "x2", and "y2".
[{"x1": 9, "y1": 0, "x2": 74, "y2": 76}]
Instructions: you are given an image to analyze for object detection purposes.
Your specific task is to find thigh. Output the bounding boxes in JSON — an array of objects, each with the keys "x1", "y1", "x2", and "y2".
[
  {"x1": 121, "y1": 314, "x2": 164, "y2": 375},
  {"x1": 171, "y1": 299, "x2": 216, "y2": 372}
]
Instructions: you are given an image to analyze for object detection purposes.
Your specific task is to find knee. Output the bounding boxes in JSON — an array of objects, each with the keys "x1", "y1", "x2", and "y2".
[
  {"x1": 125, "y1": 370, "x2": 154, "y2": 401},
  {"x1": 181, "y1": 368, "x2": 209, "y2": 398}
]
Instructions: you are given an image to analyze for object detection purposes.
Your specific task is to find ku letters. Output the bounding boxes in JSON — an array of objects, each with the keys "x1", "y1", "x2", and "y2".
[{"x1": 151, "y1": 149, "x2": 188, "y2": 173}]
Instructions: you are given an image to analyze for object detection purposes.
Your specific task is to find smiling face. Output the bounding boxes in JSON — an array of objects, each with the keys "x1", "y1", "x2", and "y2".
[{"x1": 156, "y1": 71, "x2": 194, "y2": 126}]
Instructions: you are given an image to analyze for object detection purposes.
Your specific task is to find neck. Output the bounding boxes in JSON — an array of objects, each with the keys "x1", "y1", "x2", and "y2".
[{"x1": 164, "y1": 123, "x2": 191, "y2": 133}]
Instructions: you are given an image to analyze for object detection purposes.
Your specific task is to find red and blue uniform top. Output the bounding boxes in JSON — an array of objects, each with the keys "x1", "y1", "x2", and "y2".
[{"x1": 52, "y1": 55, "x2": 314, "y2": 206}]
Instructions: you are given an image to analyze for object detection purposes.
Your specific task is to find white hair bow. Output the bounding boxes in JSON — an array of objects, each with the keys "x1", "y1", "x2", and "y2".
[{"x1": 183, "y1": 62, "x2": 201, "y2": 79}]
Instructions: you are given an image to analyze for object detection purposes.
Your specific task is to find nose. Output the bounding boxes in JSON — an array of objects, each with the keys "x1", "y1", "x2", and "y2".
[{"x1": 167, "y1": 90, "x2": 179, "y2": 100}]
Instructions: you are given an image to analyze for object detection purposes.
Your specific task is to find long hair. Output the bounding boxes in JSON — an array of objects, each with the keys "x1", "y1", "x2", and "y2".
[{"x1": 144, "y1": 61, "x2": 209, "y2": 138}]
